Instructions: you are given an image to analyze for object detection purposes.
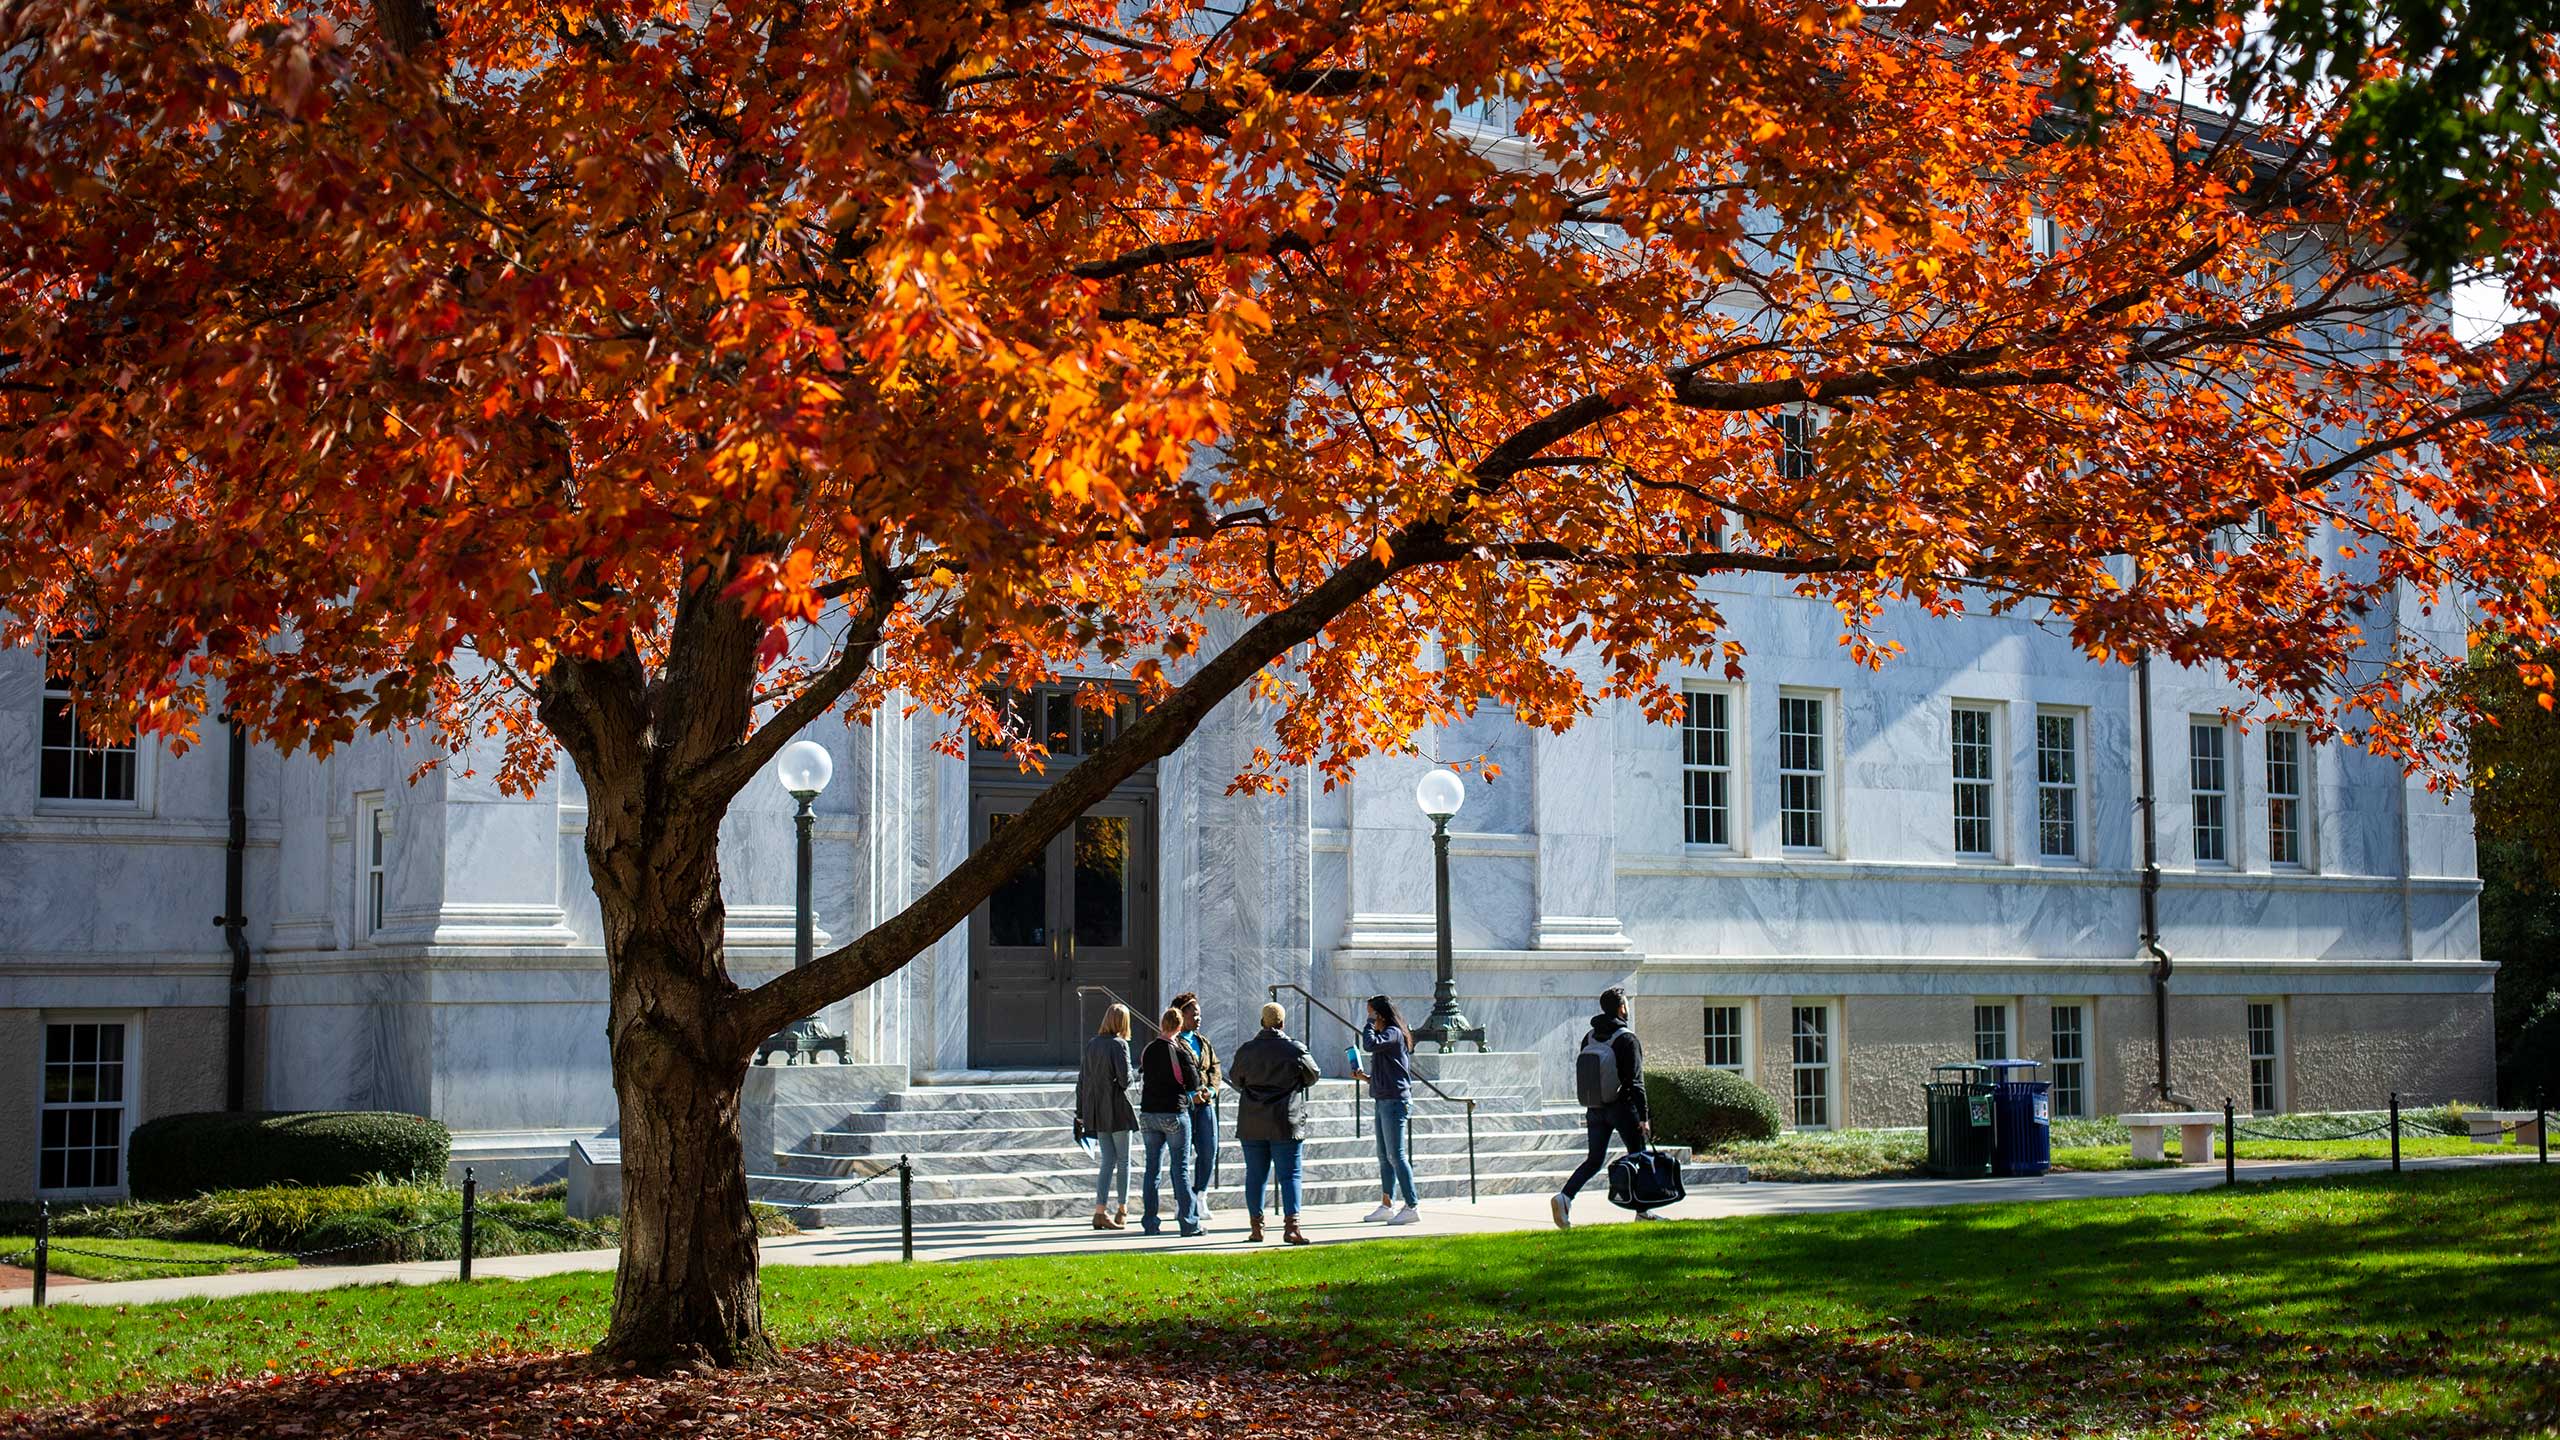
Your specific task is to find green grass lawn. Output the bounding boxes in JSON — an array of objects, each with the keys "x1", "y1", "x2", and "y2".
[
  {"x1": 0, "y1": 1236, "x2": 288, "y2": 1284},
  {"x1": 5, "y1": 1165, "x2": 2556, "y2": 1436},
  {"x1": 1707, "y1": 1122, "x2": 2497, "y2": 1181}
]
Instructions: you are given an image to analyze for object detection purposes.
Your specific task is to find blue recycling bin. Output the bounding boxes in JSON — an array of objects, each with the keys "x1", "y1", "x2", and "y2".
[{"x1": 1984, "y1": 1059, "x2": 2052, "y2": 1176}]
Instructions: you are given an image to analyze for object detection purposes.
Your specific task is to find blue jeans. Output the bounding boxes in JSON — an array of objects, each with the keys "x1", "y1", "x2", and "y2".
[
  {"x1": 1140, "y1": 1112, "x2": 1199, "y2": 1233},
  {"x1": 1562, "y1": 1103, "x2": 1647, "y2": 1201},
  {"x1": 1092, "y1": 1130, "x2": 1131, "y2": 1210},
  {"x1": 1187, "y1": 1100, "x2": 1219, "y2": 1194},
  {"x1": 1240, "y1": 1138, "x2": 1304, "y2": 1218},
  {"x1": 1373, "y1": 1097, "x2": 1418, "y2": 1206}
]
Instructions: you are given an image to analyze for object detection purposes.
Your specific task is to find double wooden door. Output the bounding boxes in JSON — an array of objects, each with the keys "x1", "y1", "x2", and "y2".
[{"x1": 966, "y1": 789, "x2": 1155, "y2": 1068}]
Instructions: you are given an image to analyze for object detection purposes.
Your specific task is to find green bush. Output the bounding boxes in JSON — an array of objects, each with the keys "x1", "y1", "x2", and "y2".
[
  {"x1": 1647, "y1": 1066, "x2": 1785, "y2": 1148},
  {"x1": 40, "y1": 1180, "x2": 615, "y2": 1263},
  {"x1": 126, "y1": 1111, "x2": 451, "y2": 1200}
]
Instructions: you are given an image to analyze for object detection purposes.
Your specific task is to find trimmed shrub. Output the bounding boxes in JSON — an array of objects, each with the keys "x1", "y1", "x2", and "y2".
[
  {"x1": 45, "y1": 1180, "x2": 616, "y2": 1262},
  {"x1": 1647, "y1": 1066, "x2": 1785, "y2": 1148},
  {"x1": 127, "y1": 1111, "x2": 451, "y2": 1200}
]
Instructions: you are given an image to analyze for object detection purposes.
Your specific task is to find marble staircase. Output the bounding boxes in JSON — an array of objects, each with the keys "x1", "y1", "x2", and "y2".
[{"x1": 747, "y1": 1076, "x2": 1743, "y2": 1228}]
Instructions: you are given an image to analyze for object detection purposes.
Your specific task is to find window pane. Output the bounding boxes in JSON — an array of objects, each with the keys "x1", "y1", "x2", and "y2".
[
  {"x1": 1072, "y1": 816, "x2": 1128, "y2": 948},
  {"x1": 1682, "y1": 691, "x2": 1732, "y2": 847},
  {"x1": 1973, "y1": 1004, "x2": 2007, "y2": 1061},
  {"x1": 986, "y1": 814, "x2": 1048, "y2": 947},
  {"x1": 2190, "y1": 723, "x2": 2228, "y2": 863}
]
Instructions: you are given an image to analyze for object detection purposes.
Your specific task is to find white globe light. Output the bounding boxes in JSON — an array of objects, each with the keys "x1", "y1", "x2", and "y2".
[
  {"x1": 775, "y1": 739, "x2": 835, "y2": 797},
  {"x1": 1414, "y1": 767, "x2": 1467, "y2": 821}
]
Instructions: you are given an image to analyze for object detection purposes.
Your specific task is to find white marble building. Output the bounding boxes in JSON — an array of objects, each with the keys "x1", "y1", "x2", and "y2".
[{"x1": 0, "y1": 565, "x2": 2496, "y2": 1199}]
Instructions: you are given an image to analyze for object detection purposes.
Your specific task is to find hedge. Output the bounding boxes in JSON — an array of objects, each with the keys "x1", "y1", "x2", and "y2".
[
  {"x1": 1646, "y1": 1066, "x2": 1785, "y2": 1149},
  {"x1": 126, "y1": 1111, "x2": 452, "y2": 1201}
]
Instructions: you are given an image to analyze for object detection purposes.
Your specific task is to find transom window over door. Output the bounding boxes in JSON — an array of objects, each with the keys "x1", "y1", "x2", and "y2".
[
  {"x1": 1777, "y1": 693, "x2": 1829, "y2": 852},
  {"x1": 2035, "y1": 711, "x2": 2081, "y2": 860},
  {"x1": 2190, "y1": 721, "x2": 2231, "y2": 864},
  {"x1": 1950, "y1": 705, "x2": 1996, "y2": 857},
  {"x1": 40, "y1": 650, "x2": 140, "y2": 806},
  {"x1": 1682, "y1": 689, "x2": 1734, "y2": 847},
  {"x1": 40, "y1": 1020, "x2": 130, "y2": 1195}
]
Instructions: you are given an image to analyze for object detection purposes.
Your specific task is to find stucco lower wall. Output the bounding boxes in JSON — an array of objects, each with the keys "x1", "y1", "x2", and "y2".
[
  {"x1": 0, "y1": 1005, "x2": 232, "y2": 1203},
  {"x1": 1840, "y1": 996, "x2": 1974, "y2": 1128},
  {"x1": 0, "y1": 1009, "x2": 38, "y2": 1198},
  {"x1": 2287, "y1": 991, "x2": 2495, "y2": 1108}
]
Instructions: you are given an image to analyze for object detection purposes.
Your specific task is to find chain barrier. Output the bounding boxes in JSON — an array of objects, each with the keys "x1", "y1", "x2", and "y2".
[{"x1": 2233, "y1": 1119, "x2": 2396, "y2": 1141}]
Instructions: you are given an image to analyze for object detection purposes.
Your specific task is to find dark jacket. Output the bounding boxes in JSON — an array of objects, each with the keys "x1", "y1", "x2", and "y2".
[
  {"x1": 1076, "y1": 1033, "x2": 1137, "y2": 1135},
  {"x1": 1138, "y1": 1037, "x2": 1198, "y2": 1116},
  {"x1": 1226, "y1": 1027, "x2": 1322, "y2": 1141},
  {"x1": 1358, "y1": 1021, "x2": 1413, "y2": 1101},
  {"x1": 1583, "y1": 1011, "x2": 1649, "y2": 1124},
  {"x1": 1181, "y1": 1029, "x2": 1222, "y2": 1101}
]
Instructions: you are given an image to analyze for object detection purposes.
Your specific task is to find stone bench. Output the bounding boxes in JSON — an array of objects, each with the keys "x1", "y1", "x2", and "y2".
[
  {"x1": 2465, "y1": 1110, "x2": 2545, "y2": 1146},
  {"x1": 2120, "y1": 1111, "x2": 2223, "y2": 1165}
]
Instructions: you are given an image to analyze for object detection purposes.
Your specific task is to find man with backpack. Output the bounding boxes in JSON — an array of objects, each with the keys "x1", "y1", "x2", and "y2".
[{"x1": 1552, "y1": 986, "x2": 1655, "y2": 1229}]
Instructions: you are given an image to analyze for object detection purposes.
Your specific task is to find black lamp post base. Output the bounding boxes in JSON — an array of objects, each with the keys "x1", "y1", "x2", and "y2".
[
  {"x1": 755, "y1": 1016, "x2": 850, "y2": 1067},
  {"x1": 1413, "y1": 999, "x2": 1488, "y2": 1054}
]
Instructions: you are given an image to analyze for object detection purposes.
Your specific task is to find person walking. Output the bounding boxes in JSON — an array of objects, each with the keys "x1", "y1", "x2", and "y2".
[
  {"x1": 1138, "y1": 1005, "x2": 1204, "y2": 1236},
  {"x1": 1228, "y1": 1001, "x2": 1321, "y2": 1244},
  {"x1": 1552, "y1": 986, "x2": 1654, "y2": 1229},
  {"x1": 1352, "y1": 995, "x2": 1421, "y2": 1225},
  {"x1": 1077, "y1": 1003, "x2": 1138, "y2": 1230},
  {"x1": 1172, "y1": 991, "x2": 1222, "y2": 1218}
]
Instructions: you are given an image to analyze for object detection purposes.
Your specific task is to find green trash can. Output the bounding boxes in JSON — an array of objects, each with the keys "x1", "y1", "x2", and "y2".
[{"x1": 1924, "y1": 1063, "x2": 1996, "y2": 1178}]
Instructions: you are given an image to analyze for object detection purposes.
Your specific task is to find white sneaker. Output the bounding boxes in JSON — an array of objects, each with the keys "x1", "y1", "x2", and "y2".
[
  {"x1": 1549, "y1": 1193, "x2": 1572, "y2": 1230},
  {"x1": 1388, "y1": 1205, "x2": 1420, "y2": 1225},
  {"x1": 1197, "y1": 1194, "x2": 1212, "y2": 1218},
  {"x1": 1634, "y1": 1210, "x2": 1664, "y2": 1222},
  {"x1": 1361, "y1": 1202, "x2": 1396, "y2": 1223}
]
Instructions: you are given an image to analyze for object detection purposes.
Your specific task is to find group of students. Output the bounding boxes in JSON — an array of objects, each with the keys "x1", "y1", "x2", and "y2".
[
  {"x1": 1073, "y1": 985, "x2": 1667, "y2": 1237},
  {"x1": 1073, "y1": 991, "x2": 1426, "y2": 1242}
]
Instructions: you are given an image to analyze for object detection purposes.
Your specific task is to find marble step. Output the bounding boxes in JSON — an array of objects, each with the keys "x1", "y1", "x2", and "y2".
[
  {"x1": 797, "y1": 1111, "x2": 1584, "y2": 1156},
  {"x1": 761, "y1": 1162, "x2": 1747, "y2": 1230},
  {"x1": 784, "y1": 1127, "x2": 1594, "y2": 1173},
  {"x1": 871, "y1": 1080, "x2": 1545, "y2": 1113},
  {"x1": 757, "y1": 1144, "x2": 1639, "y2": 1200},
  {"x1": 812, "y1": 1097, "x2": 1553, "y2": 1135}
]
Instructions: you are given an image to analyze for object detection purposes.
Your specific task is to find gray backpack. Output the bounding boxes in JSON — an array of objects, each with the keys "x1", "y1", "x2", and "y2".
[{"x1": 1575, "y1": 1030, "x2": 1623, "y2": 1107}]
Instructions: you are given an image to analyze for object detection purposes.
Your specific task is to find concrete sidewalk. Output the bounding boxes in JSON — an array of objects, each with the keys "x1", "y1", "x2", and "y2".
[{"x1": 3, "y1": 1152, "x2": 2534, "y2": 1312}]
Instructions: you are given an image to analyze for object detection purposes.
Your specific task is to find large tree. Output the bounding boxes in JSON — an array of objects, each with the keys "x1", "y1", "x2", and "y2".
[{"x1": 5, "y1": 0, "x2": 2557, "y2": 1368}]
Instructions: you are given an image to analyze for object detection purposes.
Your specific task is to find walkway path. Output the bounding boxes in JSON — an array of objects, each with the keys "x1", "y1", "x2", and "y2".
[{"x1": 3, "y1": 1152, "x2": 2534, "y2": 1312}]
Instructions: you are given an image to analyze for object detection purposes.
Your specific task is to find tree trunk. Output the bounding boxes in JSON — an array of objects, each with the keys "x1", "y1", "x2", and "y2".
[{"x1": 577, "y1": 745, "x2": 774, "y2": 1371}]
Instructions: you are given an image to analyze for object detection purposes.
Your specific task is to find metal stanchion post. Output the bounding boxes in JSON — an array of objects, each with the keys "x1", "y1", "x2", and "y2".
[
  {"x1": 32, "y1": 1200, "x2": 48, "y2": 1309},
  {"x1": 459, "y1": 1166, "x2": 477, "y2": 1282},
  {"x1": 2222, "y1": 1099, "x2": 2235, "y2": 1186},
  {"x1": 899, "y1": 1154, "x2": 914, "y2": 1262},
  {"x1": 2390, "y1": 1091, "x2": 2401, "y2": 1174}
]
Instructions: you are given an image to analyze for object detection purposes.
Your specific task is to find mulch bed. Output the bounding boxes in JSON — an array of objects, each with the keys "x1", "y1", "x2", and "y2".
[{"x1": 2, "y1": 1345, "x2": 1409, "y2": 1440}]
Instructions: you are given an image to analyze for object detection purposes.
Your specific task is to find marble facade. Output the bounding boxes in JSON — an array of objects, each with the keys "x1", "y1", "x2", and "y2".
[{"x1": 0, "y1": 569, "x2": 2498, "y2": 1198}]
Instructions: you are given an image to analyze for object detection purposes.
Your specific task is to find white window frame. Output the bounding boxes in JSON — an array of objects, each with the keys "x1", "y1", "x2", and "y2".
[
  {"x1": 2265, "y1": 726, "x2": 2311, "y2": 869},
  {"x1": 36, "y1": 1011, "x2": 141, "y2": 1200},
  {"x1": 357, "y1": 793, "x2": 393, "y2": 940},
  {"x1": 2048, "y1": 1001, "x2": 2090, "y2": 1119},
  {"x1": 2029, "y1": 210, "x2": 2065, "y2": 259},
  {"x1": 1789, "y1": 1001, "x2": 1836, "y2": 1130},
  {"x1": 2189, "y1": 718, "x2": 2233, "y2": 867},
  {"x1": 1949, "y1": 702, "x2": 2000, "y2": 859},
  {"x1": 1773, "y1": 408, "x2": 1819, "y2": 483},
  {"x1": 1700, "y1": 1001, "x2": 1751, "y2": 1076},
  {"x1": 1681, "y1": 684, "x2": 1742, "y2": 850},
  {"x1": 1775, "y1": 689, "x2": 1835, "y2": 856},
  {"x1": 2246, "y1": 999, "x2": 2284, "y2": 1115},
  {"x1": 2033, "y1": 707, "x2": 2085, "y2": 863},
  {"x1": 1971, "y1": 1001, "x2": 2012, "y2": 1062},
  {"x1": 37, "y1": 648, "x2": 152, "y2": 816}
]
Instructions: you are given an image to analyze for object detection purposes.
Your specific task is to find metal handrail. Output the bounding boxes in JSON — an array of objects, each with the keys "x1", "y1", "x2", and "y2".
[{"x1": 1270, "y1": 981, "x2": 1478, "y2": 1203}]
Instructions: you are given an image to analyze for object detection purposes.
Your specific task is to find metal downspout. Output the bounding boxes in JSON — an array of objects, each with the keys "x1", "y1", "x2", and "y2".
[
  {"x1": 2136, "y1": 651, "x2": 2179, "y2": 1104},
  {"x1": 220, "y1": 714, "x2": 252, "y2": 1111}
]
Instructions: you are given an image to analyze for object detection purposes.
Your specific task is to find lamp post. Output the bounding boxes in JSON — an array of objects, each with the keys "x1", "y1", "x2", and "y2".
[
  {"x1": 1411, "y1": 767, "x2": 1487, "y2": 1053},
  {"x1": 756, "y1": 739, "x2": 850, "y2": 1066}
]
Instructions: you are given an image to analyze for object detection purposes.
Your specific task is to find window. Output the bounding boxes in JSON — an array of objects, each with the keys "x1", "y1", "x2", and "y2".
[
  {"x1": 1790, "y1": 1004, "x2": 1833, "y2": 1129},
  {"x1": 2029, "y1": 211, "x2": 2064, "y2": 259},
  {"x1": 1682, "y1": 689, "x2": 1735, "y2": 847},
  {"x1": 2035, "y1": 711, "x2": 2082, "y2": 860},
  {"x1": 39, "y1": 651, "x2": 139, "y2": 807},
  {"x1": 1774, "y1": 410, "x2": 1818, "y2": 482},
  {"x1": 1950, "y1": 705, "x2": 1997, "y2": 857},
  {"x1": 358, "y1": 795, "x2": 392, "y2": 937},
  {"x1": 1702, "y1": 1004, "x2": 1748, "y2": 1074},
  {"x1": 39, "y1": 1020, "x2": 130, "y2": 1195},
  {"x1": 2190, "y1": 721, "x2": 2230, "y2": 864},
  {"x1": 2049, "y1": 1004, "x2": 2088, "y2": 1118},
  {"x1": 1777, "y1": 693, "x2": 1830, "y2": 852},
  {"x1": 2266, "y1": 728, "x2": 2307, "y2": 867},
  {"x1": 1973, "y1": 1003, "x2": 2010, "y2": 1062},
  {"x1": 2246, "y1": 1001, "x2": 2282, "y2": 1114}
]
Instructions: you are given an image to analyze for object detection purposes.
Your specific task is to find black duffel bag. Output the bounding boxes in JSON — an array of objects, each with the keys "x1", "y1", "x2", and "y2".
[{"x1": 1605, "y1": 1149, "x2": 1687, "y2": 1212}]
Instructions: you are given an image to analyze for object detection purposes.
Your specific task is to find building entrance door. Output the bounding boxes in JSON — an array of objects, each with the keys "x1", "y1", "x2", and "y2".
[{"x1": 966, "y1": 790, "x2": 1155, "y2": 1068}]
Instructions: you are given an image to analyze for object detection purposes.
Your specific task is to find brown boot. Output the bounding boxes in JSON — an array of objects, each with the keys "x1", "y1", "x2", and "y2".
[
  {"x1": 1283, "y1": 1216, "x2": 1309, "y2": 1245},
  {"x1": 1113, "y1": 1205, "x2": 1127, "y2": 1228},
  {"x1": 1249, "y1": 1215, "x2": 1266, "y2": 1243}
]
